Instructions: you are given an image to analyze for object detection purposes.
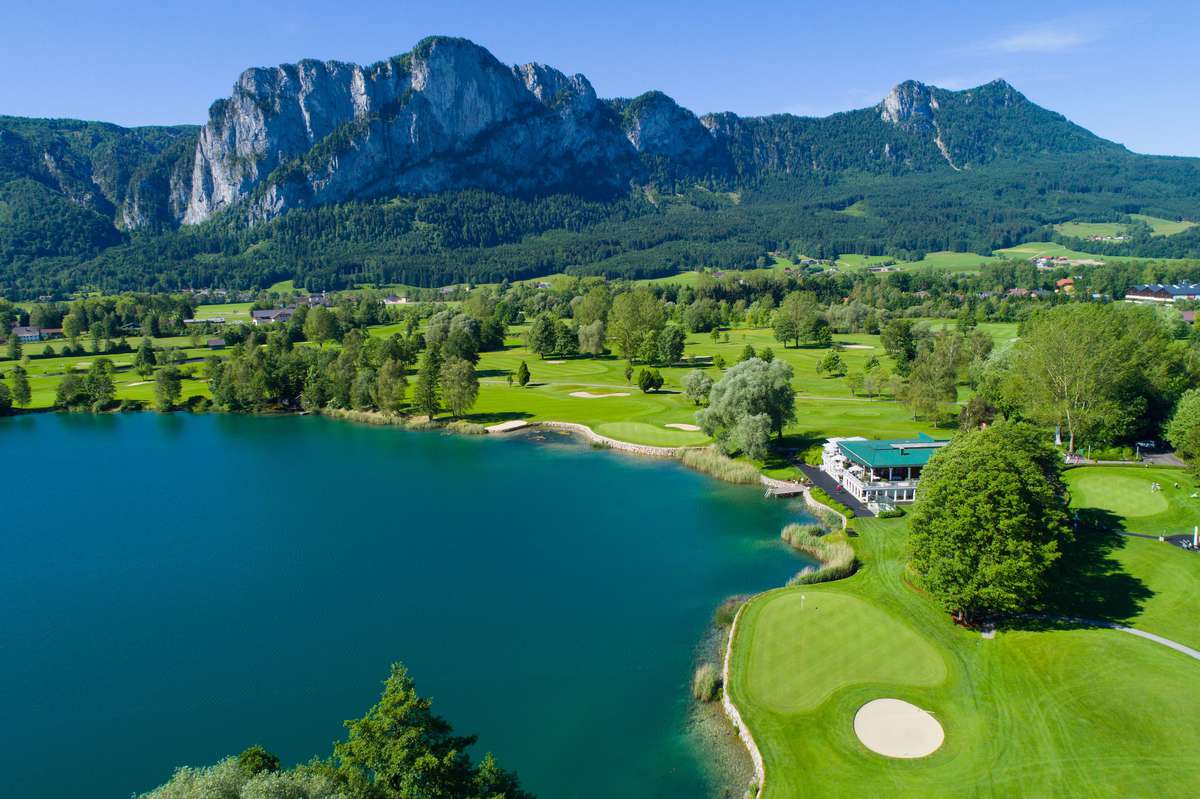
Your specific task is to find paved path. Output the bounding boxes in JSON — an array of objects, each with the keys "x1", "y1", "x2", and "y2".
[
  {"x1": 1017, "y1": 615, "x2": 1200, "y2": 662},
  {"x1": 798, "y1": 464, "x2": 873, "y2": 517}
]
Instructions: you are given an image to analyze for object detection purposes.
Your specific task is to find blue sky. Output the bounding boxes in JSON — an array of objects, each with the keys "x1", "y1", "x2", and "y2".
[{"x1": 2, "y1": 0, "x2": 1196, "y2": 155}]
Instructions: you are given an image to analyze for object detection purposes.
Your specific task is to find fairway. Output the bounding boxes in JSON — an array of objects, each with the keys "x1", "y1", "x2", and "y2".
[{"x1": 728, "y1": 517, "x2": 1200, "y2": 797}]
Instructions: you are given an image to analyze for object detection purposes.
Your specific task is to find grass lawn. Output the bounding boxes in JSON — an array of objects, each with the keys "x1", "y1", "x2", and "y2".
[
  {"x1": 466, "y1": 325, "x2": 951, "y2": 445},
  {"x1": 834, "y1": 251, "x2": 1002, "y2": 274},
  {"x1": 994, "y1": 241, "x2": 1194, "y2": 264},
  {"x1": 1131, "y1": 214, "x2": 1197, "y2": 237},
  {"x1": 192, "y1": 302, "x2": 252, "y2": 321},
  {"x1": 1054, "y1": 220, "x2": 1129, "y2": 238},
  {"x1": 728, "y1": 516, "x2": 1200, "y2": 797}
]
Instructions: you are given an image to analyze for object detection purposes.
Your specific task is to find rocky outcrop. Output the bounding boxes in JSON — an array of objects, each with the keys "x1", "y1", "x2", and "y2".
[
  {"x1": 879, "y1": 80, "x2": 937, "y2": 130},
  {"x1": 185, "y1": 37, "x2": 639, "y2": 224}
]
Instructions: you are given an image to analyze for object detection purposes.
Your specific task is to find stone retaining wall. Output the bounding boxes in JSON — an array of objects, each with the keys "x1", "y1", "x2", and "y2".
[
  {"x1": 532, "y1": 421, "x2": 682, "y2": 458},
  {"x1": 722, "y1": 600, "x2": 765, "y2": 798}
]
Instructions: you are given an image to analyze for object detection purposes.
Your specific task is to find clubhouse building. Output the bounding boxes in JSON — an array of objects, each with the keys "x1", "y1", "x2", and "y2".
[{"x1": 820, "y1": 434, "x2": 949, "y2": 508}]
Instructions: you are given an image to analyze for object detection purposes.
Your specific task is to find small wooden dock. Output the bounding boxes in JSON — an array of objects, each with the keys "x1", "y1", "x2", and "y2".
[{"x1": 764, "y1": 484, "x2": 805, "y2": 499}]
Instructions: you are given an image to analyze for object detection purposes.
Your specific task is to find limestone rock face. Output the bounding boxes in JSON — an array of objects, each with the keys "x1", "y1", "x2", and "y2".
[
  {"x1": 185, "y1": 37, "x2": 639, "y2": 224},
  {"x1": 879, "y1": 80, "x2": 936, "y2": 130}
]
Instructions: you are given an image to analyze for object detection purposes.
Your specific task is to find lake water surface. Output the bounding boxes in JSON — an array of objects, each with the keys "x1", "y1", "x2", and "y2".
[{"x1": 0, "y1": 413, "x2": 810, "y2": 798}]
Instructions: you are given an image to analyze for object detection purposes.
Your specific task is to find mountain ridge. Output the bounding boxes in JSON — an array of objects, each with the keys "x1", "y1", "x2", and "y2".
[{"x1": 2, "y1": 35, "x2": 1198, "y2": 296}]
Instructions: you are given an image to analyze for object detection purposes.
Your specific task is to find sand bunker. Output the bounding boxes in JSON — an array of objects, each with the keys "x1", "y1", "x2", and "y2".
[
  {"x1": 841, "y1": 344, "x2": 874, "y2": 349},
  {"x1": 665, "y1": 423, "x2": 702, "y2": 431},
  {"x1": 853, "y1": 698, "x2": 944, "y2": 758},
  {"x1": 569, "y1": 391, "x2": 630, "y2": 399},
  {"x1": 545, "y1": 360, "x2": 565, "y2": 364},
  {"x1": 126, "y1": 381, "x2": 152, "y2": 387}
]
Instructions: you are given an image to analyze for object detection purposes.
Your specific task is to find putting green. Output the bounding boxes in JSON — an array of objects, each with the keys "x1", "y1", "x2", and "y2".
[
  {"x1": 743, "y1": 590, "x2": 945, "y2": 714},
  {"x1": 1066, "y1": 466, "x2": 1200, "y2": 533},
  {"x1": 1069, "y1": 470, "x2": 1169, "y2": 518}
]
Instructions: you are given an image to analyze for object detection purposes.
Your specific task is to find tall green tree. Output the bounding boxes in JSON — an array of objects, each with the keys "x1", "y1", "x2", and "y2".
[
  {"x1": 413, "y1": 346, "x2": 442, "y2": 419},
  {"x1": 84, "y1": 358, "x2": 116, "y2": 409},
  {"x1": 304, "y1": 306, "x2": 338, "y2": 347},
  {"x1": 1008, "y1": 304, "x2": 1181, "y2": 452},
  {"x1": 909, "y1": 423, "x2": 1070, "y2": 623},
  {"x1": 608, "y1": 289, "x2": 664, "y2": 362},
  {"x1": 153, "y1": 366, "x2": 182, "y2": 411},
  {"x1": 772, "y1": 291, "x2": 820, "y2": 348},
  {"x1": 6, "y1": 333, "x2": 21, "y2": 361},
  {"x1": 334, "y1": 663, "x2": 530, "y2": 799},
  {"x1": 376, "y1": 358, "x2": 408, "y2": 413},
  {"x1": 516, "y1": 360, "x2": 531, "y2": 388},
  {"x1": 0, "y1": 382, "x2": 11, "y2": 416},
  {"x1": 441, "y1": 357, "x2": 479, "y2": 418},
  {"x1": 134, "y1": 337, "x2": 157, "y2": 378},
  {"x1": 10, "y1": 365, "x2": 30, "y2": 407},
  {"x1": 1166, "y1": 388, "x2": 1200, "y2": 463},
  {"x1": 526, "y1": 314, "x2": 557, "y2": 359}
]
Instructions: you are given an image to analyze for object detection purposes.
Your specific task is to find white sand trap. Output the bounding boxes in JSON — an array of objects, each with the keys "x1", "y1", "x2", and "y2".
[
  {"x1": 854, "y1": 698, "x2": 944, "y2": 758},
  {"x1": 665, "y1": 423, "x2": 702, "y2": 431},
  {"x1": 545, "y1": 360, "x2": 565, "y2": 364},
  {"x1": 126, "y1": 381, "x2": 152, "y2": 387},
  {"x1": 569, "y1": 391, "x2": 630, "y2": 399},
  {"x1": 486, "y1": 420, "x2": 528, "y2": 433},
  {"x1": 841, "y1": 344, "x2": 874, "y2": 349}
]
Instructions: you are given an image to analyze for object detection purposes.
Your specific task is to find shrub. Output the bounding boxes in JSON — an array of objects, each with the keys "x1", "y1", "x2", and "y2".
[
  {"x1": 877, "y1": 507, "x2": 906, "y2": 519},
  {"x1": 712, "y1": 595, "x2": 745, "y2": 628},
  {"x1": 680, "y1": 446, "x2": 761, "y2": 484},
  {"x1": 446, "y1": 419, "x2": 486, "y2": 435},
  {"x1": 779, "y1": 523, "x2": 857, "y2": 585},
  {"x1": 692, "y1": 662, "x2": 721, "y2": 702},
  {"x1": 802, "y1": 445, "x2": 824, "y2": 467},
  {"x1": 810, "y1": 486, "x2": 855, "y2": 519}
]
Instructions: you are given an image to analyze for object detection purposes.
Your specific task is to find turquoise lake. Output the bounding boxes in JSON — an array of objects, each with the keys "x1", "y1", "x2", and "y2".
[{"x1": 0, "y1": 413, "x2": 811, "y2": 798}]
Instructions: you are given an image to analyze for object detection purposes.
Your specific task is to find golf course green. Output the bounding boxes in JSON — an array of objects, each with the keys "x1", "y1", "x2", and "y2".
[{"x1": 728, "y1": 515, "x2": 1200, "y2": 798}]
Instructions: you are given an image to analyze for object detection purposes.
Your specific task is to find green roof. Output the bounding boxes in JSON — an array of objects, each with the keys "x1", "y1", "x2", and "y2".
[{"x1": 837, "y1": 433, "x2": 949, "y2": 469}]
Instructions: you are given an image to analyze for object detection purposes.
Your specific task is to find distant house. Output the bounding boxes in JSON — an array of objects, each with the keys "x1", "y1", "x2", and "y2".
[
  {"x1": 39, "y1": 327, "x2": 63, "y2": 339},
  {"x1": 300, "y1": 292, "x2": 332, "y2": 307},
  {"x1": 1007, "y1": 287, "x2": 1032, "y2": 297},
  {"x1": 1055, "y1": 277, "x2": 1075, "y2": 293},
  {"x1": 207, "y1": 338, "x2": 226, "y2": 349},
  {"x1": 383, "y1": 295, "x2": 408, "y2": 306},
  {"x1": 10, "y1": 326, "x2": 42, "y2": 343},
  {"x1": 820, "y1": 433, "x2": 949, "y2": 507},
  {"x1": 251, "y1": 308, "x2": 294, "y2": 325},
  {"x1": 1124, "y1": 282, "x2": 1200, "y2": 304},
  {"x1": 184, "y1": 317, "x2": 224, "y2": 325}
]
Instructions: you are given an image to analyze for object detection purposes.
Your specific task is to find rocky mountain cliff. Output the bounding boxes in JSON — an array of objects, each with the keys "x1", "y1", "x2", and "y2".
[
  {"x1": 0, "y1": 34, "x2": 1146, "y2": 278},
  {"x1": 170, "y1": 36, "x2": 1110, "y2": 227}
]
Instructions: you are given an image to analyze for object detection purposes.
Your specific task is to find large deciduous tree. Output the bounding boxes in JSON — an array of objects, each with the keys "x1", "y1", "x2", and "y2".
[
  {"x1": 608, "y1": 289, "x2": 664, "y2": 362},
  {"x1": 909, "y1": 423, "x2": 1070, "y2": 623},
  {"x1": 772, "y1": 291, "x2": 820, "y2": 348},
  {"x1": 697, "y1": 358, "x2": 796, "y2": 455},
  {"x1": 1008, "y1": 304, "x2": 1192, "y2": 452},
  {"x1": 441, "y1": 357, "x2": 479, "y2": 418}
]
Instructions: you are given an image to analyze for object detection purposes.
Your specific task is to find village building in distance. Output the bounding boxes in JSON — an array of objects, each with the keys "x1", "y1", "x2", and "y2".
[
  {"x1": 820, "y1": 434, "x2": 949, "y2": 509},
  {"x1": 1124, "y1": 282, "x2": 1200, "y2": 304}
]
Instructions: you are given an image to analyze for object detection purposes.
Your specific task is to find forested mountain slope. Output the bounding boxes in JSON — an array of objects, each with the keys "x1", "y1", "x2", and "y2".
[{"x1": 3, "y1": 35, "x2": 1199, "y2": 296}]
